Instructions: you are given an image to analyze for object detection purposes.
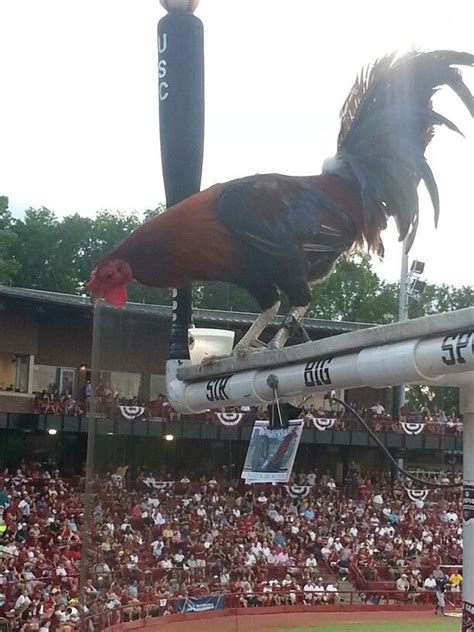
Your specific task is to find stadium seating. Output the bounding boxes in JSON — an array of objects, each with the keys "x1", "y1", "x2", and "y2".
[{"x1": 0, "y1": 461, "x2": 463, "y2": 630}]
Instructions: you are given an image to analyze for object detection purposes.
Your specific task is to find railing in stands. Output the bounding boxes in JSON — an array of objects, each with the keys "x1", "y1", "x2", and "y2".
[
  {"x1": 78, "y1": 589, "x2": 462, "y2": 632},
  {"x1": 349, "y1": 561, "x2": 369, "y2": 590},
  {"x1": 29, "y1": 394, "x2": 464, "y2": 437}
]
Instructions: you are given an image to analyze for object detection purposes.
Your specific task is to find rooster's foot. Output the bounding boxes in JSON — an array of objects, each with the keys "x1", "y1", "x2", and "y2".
[
  {"x1": 232, "y1": 339, "x2": 266, "y2": 359},
  {"x1": 200, "y1": 354, "x2": 225, "y2": 367}
]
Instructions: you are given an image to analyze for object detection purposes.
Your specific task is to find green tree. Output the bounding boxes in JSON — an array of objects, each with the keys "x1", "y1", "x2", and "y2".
[
  {"x1": 193, "y1": 282, "x2": 259, "y2": 312},
  {"x1": 55, "y1": 213, "x2": 94, "y2": 293},
  {"x1": 12, "y1": 207, "x2": 64, "y2": 291},
  {"x1": 409, "y1": 283, "x2": 474, "y2": 318},
  {"x1": 11, "y1": 207, "x2": 145, "y2": 294},
  {"x1": 0, "y1": 197, "x2": 20, "y2": 284},
  {"x1": 308, "y1": 255, "x2": 398, "y2": 324},
  {"x1": 405, "y1": 384, "x2": 459, "y2": 415},
  {"x1": 143, "y1": 203, "x2": 166, "y2": 222}
]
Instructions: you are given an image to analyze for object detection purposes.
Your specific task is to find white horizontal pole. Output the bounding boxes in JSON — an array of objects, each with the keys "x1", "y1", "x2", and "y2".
[
  {"x1": 177, "y1": 307, "x2": 474, "y2": 383},
  {"x1": 167, "y1": 324, "x2": 474, "y2": 413},
  {"x1": 462, "y1": 385, "x2": 474, "y2": 626}
]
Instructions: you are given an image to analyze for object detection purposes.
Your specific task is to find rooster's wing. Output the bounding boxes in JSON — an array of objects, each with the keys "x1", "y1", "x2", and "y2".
[{"x1": 216, "y1": 173, "x2": 357, "y2": 304}]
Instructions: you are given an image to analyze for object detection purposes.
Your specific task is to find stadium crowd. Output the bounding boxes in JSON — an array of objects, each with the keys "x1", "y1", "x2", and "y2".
[{"x1": 0, "y1": 460, "x2": 463, "y2": 631}]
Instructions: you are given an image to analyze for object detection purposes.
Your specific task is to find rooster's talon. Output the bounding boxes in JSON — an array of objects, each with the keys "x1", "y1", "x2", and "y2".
[
  {"x1": 232, "y1": 345, "x2": 250, "y2": 359},
  {"x1": 200, "y1": 354, "x2": 224, "y2": 367}
]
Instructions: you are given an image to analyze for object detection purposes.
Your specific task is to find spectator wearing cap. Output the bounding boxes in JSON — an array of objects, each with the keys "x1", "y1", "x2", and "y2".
[{"x1": 396, "y1": 574, "x2": 410, "y2": 592}]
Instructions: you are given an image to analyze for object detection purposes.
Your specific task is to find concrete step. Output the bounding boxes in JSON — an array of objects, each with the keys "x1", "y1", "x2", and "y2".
[{"x1": 339, "y1": 579, "x2": 363, "y2": 604}]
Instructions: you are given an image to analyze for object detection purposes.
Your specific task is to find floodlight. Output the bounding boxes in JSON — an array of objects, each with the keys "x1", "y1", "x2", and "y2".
[
  {"x1": 409, "y1": 279, "x2": 426, "y2": 295},
  {"x1": 410, "y1": 260, "x2": 425, "y2": 275}
]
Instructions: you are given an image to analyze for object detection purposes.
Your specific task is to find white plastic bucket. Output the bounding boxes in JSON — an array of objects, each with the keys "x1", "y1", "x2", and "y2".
[{"x1": 188, "y1": 328, "x2": 235, "y2": 365}]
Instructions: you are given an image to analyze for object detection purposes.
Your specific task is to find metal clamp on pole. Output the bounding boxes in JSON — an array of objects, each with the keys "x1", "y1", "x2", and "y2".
[
  {"x1": 158, "y1": 1, "x2": 205, "y2": 360},
  {"x1": 266, "y1": 374, "x2": 302, "y2": 430}
]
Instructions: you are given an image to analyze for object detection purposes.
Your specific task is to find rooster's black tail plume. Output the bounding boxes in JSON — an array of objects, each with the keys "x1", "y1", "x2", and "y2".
[{"x1": 323, "y1": 50, "x2": 474, "y2": 252}]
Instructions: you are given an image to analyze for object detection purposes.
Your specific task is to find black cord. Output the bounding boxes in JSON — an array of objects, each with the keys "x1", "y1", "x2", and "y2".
[{"x1": 326, "y1": 394, "x2": 462, "y2": 489}]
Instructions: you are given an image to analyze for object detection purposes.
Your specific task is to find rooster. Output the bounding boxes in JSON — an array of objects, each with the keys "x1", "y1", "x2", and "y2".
[{"x1": 88, "y1": 50, "x2": 473, "y2": 353}]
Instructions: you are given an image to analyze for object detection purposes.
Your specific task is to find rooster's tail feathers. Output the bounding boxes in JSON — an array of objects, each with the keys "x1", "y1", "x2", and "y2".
[{"x1": 324, "y1": 50, "x2": 474, "y2": 252}]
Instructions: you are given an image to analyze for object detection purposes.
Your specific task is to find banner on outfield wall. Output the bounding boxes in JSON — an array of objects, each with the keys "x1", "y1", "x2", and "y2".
[
  {"x1": 175, "y1": 595, "x2": 224, "y2": 613},
  {"x1": 242, "y1": 420, "x2": 303, "y2": 484},
  {"x1": 462, "y1": 600, "x2": 474, "y2": 631},
  {"x1": 464, "y1": 483, "x2": 474, "y2": 526}
]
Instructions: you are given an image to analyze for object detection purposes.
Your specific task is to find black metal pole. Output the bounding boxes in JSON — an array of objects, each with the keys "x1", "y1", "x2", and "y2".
[{"x1": 158, "y1": 7, "x2": 204, "y2": 360}]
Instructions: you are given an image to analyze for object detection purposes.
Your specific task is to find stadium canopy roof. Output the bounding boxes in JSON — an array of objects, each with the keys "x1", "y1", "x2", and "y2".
[{"x1": 0, "y1": 285, "x2": 374, "y2": 337}]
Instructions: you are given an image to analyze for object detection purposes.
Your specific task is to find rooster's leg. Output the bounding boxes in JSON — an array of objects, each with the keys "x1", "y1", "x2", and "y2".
[
  {"x1": 233, "y1": 301, "x2": 281, "y2": 357},
  {"x1": 267, "y1": 305, "x2": 309, "y2": 350}
]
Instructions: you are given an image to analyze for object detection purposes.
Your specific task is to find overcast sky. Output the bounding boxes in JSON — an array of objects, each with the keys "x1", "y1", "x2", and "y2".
[{"x1": 0, "y1": 0, "x2": 472, "y2": 286}]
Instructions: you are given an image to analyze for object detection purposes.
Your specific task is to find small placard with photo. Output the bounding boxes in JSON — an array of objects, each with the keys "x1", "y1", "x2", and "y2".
[{"x1": 242, "y1": 419, "x2": 303, "y2": 484}]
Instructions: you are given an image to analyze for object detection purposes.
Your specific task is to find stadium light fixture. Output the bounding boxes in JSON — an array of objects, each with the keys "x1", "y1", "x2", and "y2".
[
  {"x1": 408, "y1": 278, "x2": 427, "y2": 299},
  {"x1": 405, "y1": 261, "x2": 427, "y2": 302},
  {"x1": 410, "y1": 260, "x2": 425, "y2": 275}
]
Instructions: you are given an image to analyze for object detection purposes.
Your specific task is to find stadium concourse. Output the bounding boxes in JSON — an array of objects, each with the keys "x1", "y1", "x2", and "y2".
[{"x1": 0, "y1": 460, "x2": 463, "y2": 631}]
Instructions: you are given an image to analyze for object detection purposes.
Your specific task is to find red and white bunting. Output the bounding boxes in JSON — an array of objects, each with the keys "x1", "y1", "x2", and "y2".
[
  {"x1": 216, "y1": 412, "x2": 244, "y2": 427},
  {"x1": 310, "y1": 416, "x2": 336, "y2": 431},
  {"x1": 406, "y1": 489, "x2": 429, "y2": 503},
  {"x1": 400, "y1": 421, "x2": 425, "y2": 435},
  {"x1": 119, "y1": 406, "x2": 145, "y2": 421},
  {"x1": 285, "y1": 485, "x2": 311, "y2": 499},
  {"x1": 143, "y1": 478, "x2": 173, "y2": 490}
]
